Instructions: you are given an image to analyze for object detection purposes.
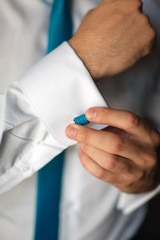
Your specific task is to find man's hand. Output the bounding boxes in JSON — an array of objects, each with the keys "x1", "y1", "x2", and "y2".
[
  {"x1": 69, "y1": 0, "x2": 155, "y2": 81},
  {"x1": 65, "y1": 107, "x2": 160, "y2": 194}
]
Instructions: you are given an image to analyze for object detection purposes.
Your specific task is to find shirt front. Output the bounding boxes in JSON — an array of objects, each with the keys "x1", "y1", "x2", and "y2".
[{"x1": 0, "y1": 0, "x2": 160, "y2": 240}]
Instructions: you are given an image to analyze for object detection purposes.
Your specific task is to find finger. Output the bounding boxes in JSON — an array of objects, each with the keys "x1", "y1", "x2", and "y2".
[
  {"x1": 78, "y1": 148, "x2": 144, "y2": 193},
  {"x1": 78, "y1": 148, "x2": 122, "y2": 185},
  {"x1": 78, "y1": 143, "x2": 137, "y2": 176},
  {"x1": 66, "y1": 123, "x2": 145, "y2": 166},
  {"x1": 85, "y1": 107, "x2": 151, "y2": 141}
]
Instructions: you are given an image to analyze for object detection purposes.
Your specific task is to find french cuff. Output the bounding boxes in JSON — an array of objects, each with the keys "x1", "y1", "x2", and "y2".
[
  {"x1": 117, "y1": 184, "x2": 160, "y2": 214},
  {"x1": 18, "y1": 42, "x2": 107, "y2": 147}
]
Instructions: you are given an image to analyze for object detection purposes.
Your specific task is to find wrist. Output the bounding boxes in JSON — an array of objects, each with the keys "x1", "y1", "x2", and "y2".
[{"x1": 68, "y1": 38, "x2": 104, "y2": 82}]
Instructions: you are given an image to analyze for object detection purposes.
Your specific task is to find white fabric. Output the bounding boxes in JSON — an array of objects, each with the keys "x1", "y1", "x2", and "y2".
[
  {"x1": 18, "y1": 42, "x2": 107, "y2": 147},
  {"x1": 117, "y1": 185, "x2": 160, "y2": 214},
  {"x1": 0, "y1": 42, "x2": 107, "y2": 194},
  {"x1": 0, "y1": 0, "x2": 159, "y2": 239}
]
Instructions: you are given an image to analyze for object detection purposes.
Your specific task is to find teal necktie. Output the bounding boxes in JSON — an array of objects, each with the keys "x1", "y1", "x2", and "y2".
[{"x1": 34, "y1": 0, "x2": 72, "y2": 239}]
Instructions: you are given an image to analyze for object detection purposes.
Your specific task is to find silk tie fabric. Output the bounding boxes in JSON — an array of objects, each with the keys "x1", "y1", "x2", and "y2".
[{"x1": 34, "y1": 0, "x2": 72, "y2": 239}]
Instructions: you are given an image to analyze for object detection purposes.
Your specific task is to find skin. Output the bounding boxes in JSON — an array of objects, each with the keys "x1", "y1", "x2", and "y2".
[
  {"x1": 69, "y1": 0, "x2": 155, "y2": 80},
  {"x1": 65, "y1": 108, "x2": 160, "y2": 194},
  {"x1": 66, "y1": 0, "x2": 159, "y2": 193}
]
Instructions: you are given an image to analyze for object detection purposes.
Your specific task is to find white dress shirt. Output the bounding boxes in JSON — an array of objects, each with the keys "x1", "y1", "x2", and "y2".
[{"x1": 0, "y1": 0, "x2": 160, "y2": 240}]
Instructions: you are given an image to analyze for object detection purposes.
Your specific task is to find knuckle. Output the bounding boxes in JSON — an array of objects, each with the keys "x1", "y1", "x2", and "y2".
[
  {"x1": 123, "y1": 0, "x2": 142, "y2": 14},
  {"x1": 148, "y1": 28, "x2": 156, "y2": 41},
  {"x1": 110, "y1": 135, "x2": 123, "y2": 153},
  {"x1": 126, "y1": 112, "x2": 139, "y2": 129},
  {"x1": 106, "y1": 157, "x2": 117, "y2": 170},
  {"x1": 145, "y1": 153, "x2": 157, "y2": 167},
  {"x1": 132, "y1": 0, "x2": 142, "y2": 9},
  {"x1": 141, "y1": 14, "x2": 150, "y2": 25},
  {"x1": 94, "y1": 167, "x2": 106, "y2": 180},
  {"x1": 139, "y1": 15, "x2": 156, "y2": 55},
  {"x1": 145, "y1": 28, "x2": 156, "y2": 48},
  {"x1": 147, "y1": 28, "x2": 156, "y2": 50},
  {"x1": 141, "y1": 17, "x2": 155, "y2": 39}
]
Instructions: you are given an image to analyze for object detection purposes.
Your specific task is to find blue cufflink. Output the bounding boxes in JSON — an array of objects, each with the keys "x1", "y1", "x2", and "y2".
[{"x1": 74, "y1": 114, "x2": 89, "y2": 125}]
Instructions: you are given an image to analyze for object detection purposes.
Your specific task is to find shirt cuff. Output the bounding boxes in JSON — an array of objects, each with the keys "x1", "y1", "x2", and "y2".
[
  {"x1": 18, "y1": 42, "x2": 107, "y2": 147},
  {"x1": 117, "y1": 184, "x2": 160, "y2": 214}
]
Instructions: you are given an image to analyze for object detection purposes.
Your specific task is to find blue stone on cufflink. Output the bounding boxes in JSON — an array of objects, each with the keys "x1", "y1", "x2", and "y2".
[{"x1": 74, "y1": 114, "x2": 89, "y2": 125}]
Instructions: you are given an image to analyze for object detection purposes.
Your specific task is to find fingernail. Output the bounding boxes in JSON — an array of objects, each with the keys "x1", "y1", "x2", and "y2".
[
  {"x1": 66, "y1": 125, "x2": 77, "y2": 139},
  {"x1": 86, "y1": 108, "x2": 97, "y2": 120}
]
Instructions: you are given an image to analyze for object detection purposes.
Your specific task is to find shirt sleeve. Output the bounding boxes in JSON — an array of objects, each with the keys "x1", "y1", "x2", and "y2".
[
  {"x1": 0, "y1": 42, "x2": 107, "y2": 195},
  {"x1": 117, "y1": 185, "x2": 160, "y2": 214}
]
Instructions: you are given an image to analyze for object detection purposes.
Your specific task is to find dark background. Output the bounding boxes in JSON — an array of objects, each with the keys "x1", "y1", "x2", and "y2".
[{"x1": 131, "y1": 194, "x2": 160, "y2": 240}]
